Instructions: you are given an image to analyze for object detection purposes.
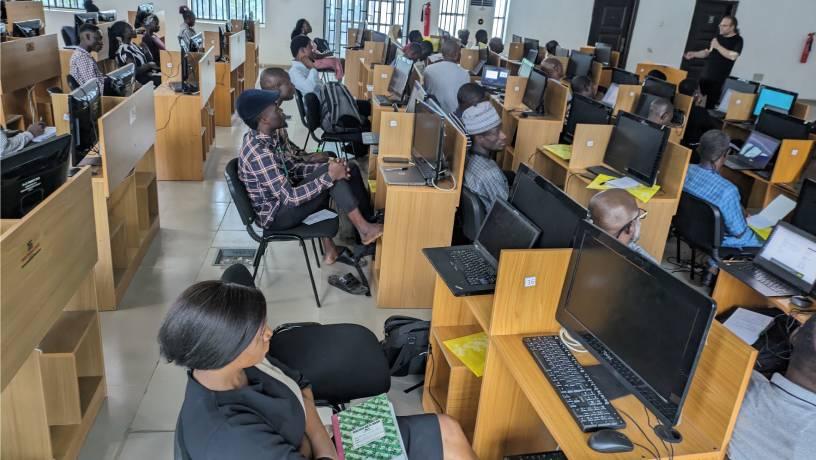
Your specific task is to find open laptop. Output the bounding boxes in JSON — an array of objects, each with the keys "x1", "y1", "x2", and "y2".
[
  {"x1": 423, "y1": 199, "x2": 541, "y2": 296},
  {"x1": 721, "y1": 222, "x2": 816, "y2": 297},
  {"x1": 480, "y1": 65, "x2": 509, "y2": 92},
  {"x1": 724, "y1": 130, "x2": 781, "y2": 171}
]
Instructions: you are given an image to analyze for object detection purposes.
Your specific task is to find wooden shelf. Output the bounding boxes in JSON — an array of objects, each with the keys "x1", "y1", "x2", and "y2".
[
  {"x1": 38, "y1": 311, "x2": 96, "y2": 355},
  {"x1": 465, "y1": 296, "x2": 493, "y2": 332},
  {"x1": 135, "y1": 171, "x2": 156, "y2": 189},
  {"x1": 432, "y1": 325, "x2": 484, "y2": 370}
]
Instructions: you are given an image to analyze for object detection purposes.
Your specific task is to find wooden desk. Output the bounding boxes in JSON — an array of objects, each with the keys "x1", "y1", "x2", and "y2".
[
  {"x1": 0, "y1": 33, "x2": 61, "y2": 129},
  {"x1": 211, "y1": 31, "x2": 246, "y2": 126},
  {"x1": 5, "y1": 1, "x2": 46, "y2": 32},
  {"x1": 1, "y1": 167, "x2": 107, "y2": 460},
  {"x1": 712, "y1": 269, "x2": 814, "y2": 324},
  {"x1": 635, "y1": 62, "x2": 687, "y2": 86},
  {"x1": 344, "y1": 49, "x2": 368, "y2": 99}
]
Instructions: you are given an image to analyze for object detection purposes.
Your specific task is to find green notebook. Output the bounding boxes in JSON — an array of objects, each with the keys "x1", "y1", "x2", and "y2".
[{"x1": 332, "y1": 394, "x2": 407, "y2": 460}]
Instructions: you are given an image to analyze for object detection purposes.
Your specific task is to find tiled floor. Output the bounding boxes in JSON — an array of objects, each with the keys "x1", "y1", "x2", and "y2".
[{"x1": 78, "y1": 102, "x2": 430, "y2": 460}]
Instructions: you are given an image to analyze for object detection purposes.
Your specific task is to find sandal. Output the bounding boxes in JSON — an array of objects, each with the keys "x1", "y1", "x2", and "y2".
[
  {"x1": 328, "y1": 273, "x2": 369, "y2": 295},
  {"x1": 334, "y1": 246, "x2": 367, "y2": 268}
]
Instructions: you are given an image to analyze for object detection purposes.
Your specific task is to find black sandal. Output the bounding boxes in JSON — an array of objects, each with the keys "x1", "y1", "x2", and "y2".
[
  {"x1": 328, "y1": 273, "x2": 369, "y2": 295},
  {"x1": 334, "y1": 246, "x2": 367, "y2": 267}
]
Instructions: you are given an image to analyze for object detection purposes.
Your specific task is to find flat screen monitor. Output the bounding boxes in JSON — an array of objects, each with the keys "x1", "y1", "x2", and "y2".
[
  {"x1": 518, "y1": 58, "x2": 534, "y2": 79},
  {"x1": 755, "y1": 108, "x2": 810, "y2": 141},
  {"x1": 642, "y1": 76, "x2": 676, "y2": 100},
  {"x1": 1, "y1": 134, "x2": 72, "y2": 219},
  {"x1": 476, "y1": 199, "x2": 541, "y2": 264},
  {"x1": 593, "y1": 42, "x2": 612, "y2": 64},
  {"x1": 524, "y1": 47, "x2": 538, "y2": 64},
  {"x1": 243, "y1": 18, "x2": 256, "y2": 42},
  {"x1": 733, "y1": 130, "x2": 781, "y2": 170},
  {"x1": 604, "y1": 111, "x2": 669, "y2": 186},
  {"x1": 523, "y1": 38, "x2": 539, "y2": 60},
  {"x1": 753, "y1": 85, "x2": 797, "y2": 117},
  {"x1": 567, "y1": 51, "x2": 594, "y2": 78},
  {"x1": 135, "y1": 3, "x2": 154, "y2": 28},
  {"x1": 68, "y1": 80, "x2": 102, "y2": 166},
  {"x1": 389, "y1": 55, "x2": 414, "y2": 99},
  {"x1": 512, "y1": 34, "x2": 523, "y2": 43},
  {"x1": 104, "y1": 63, "x2": 135, "y2": 97},
  {"x1": 370, "y1": 30, "x2": 387, "y2": 43},
  {"x1": 717, "y1": 76, "x2": 758, "y2": 107},
  {"x1": 384, "y1": 38, "x2": 398, "y2": 64},
  {"x1": 611, "y1": 68, "x2": 639, "y2": 85},
  {"x1": 189, "y1": 32, "x2": 204, "y2": 52},
  {"x1": 634, "y1": 93, "x2": 665, "y2": 119},
  {"x1": 563, "y1": 94, "x2": 613, "y2": 144},
  {"x1": 97, "y1": 10, "x2": 116, "y2": 22},
  {"x1": 555, "y1": 46, "x2": 570, "y2": 57},
  {"x1": 792, "y1": 179, "x2": 816, "y2": 236},
  {"x1": 74, "y1": 13, "x2": 98, "y2": 43},
  {"x1": 412, "y1": 100, "x2": 446, "y2": 180},
  {"x1": 522, "y1": 68, "x2": 548, "y2": 113},
  {"x1": 12, "y1": 19, "x2": 42, "y2": 37},
  {"x1": 406, "y1": 81, "x2": 426, "y2": 113},
  {"x1": 511, "y1": 164, "x2": 587, "y2": 248},
  {"x1": 481, "y1": 65, "x2": 509, "y2": 89},
  {"x1": 557, "y1": 220, "x2": 716, "y2": 429}
]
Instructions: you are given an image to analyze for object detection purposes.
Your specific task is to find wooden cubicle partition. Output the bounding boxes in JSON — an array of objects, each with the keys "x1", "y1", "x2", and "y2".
[
  {"x1": 635, "y1": 62, "x2": 687, "y2": 85},
  {"x1": 1, "y1": 167, "x2": 108, "y2": 460},
  {"x1": 507, "y1": 42, "x2": 523, "y2": 61},
  {"x1": 371, "y1": 65, "x2": 395, "y2": 96},
  {"x1": 363, "y1": 41, "x2": 386, "y2": 65},
  {"x1": 611, "y1": 84, "x2": 641, "y2": 115},
  {"x1": 344, "y1": 49, "x2": 367, "y2": 99},
  {"x1": 159, "y1": 49, "x2": 184, "y2": 83},
  {"x1": 229, "y1": 20, "x2": 259, "y2": 87},
  {"x1": 460, "y1": 48, "x2": 480, "y2": 72},
  {"x1": 213, "y1": 30, "x2": 246, "y2": 126},
  {"x1": 5, "y1": 1, "x2": 46, "y2": 31},
  {"x1": 0, "y1": 33, "x2": 61, "y2": 129},
  {"x1": 722, "y1": 91, "x2": 757, "y2": 121}
]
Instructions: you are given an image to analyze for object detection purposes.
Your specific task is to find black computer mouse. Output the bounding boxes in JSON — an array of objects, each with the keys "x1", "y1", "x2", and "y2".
[
  {"x1": 791, "y1": 296, "x2": 814, "y2": 309},
  {"x1": 588, "y1": 429, "x2": 634, "y2": 453}
]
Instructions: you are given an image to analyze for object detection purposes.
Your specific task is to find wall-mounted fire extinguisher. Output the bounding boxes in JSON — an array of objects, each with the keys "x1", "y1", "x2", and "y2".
[
  {"x1": 421, "y1": 2, "x2": 431, "y2": 37},
  {"x1": 802, "y1": 33, "x2": 814, "y2": 64}
]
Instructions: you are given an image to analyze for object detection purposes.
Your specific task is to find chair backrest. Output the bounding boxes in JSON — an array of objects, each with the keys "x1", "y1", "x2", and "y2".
[
  {"x1": 224, "y1": 158, "x2": 258, "y2": 227},
  {"x1": 61, "y1": 26, "x2": 78, "y2": 47},
  {"x1": 675, "y1": 191, "x2": 723, "y2": 253},
  {"x1": 302, "y1": 91, "x2": 323, "y2": 132},
  {"x1": 459, "y1": 187, "x2": 486, "y2": 243},
  {"x1": 294, "y1": 89, "x2": 309, "y2": 127}
]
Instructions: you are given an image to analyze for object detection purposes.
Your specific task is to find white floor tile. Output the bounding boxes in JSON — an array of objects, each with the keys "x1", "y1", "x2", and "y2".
[{"x1": 117, "y1": 432, "x2": 175, "y2": 460}]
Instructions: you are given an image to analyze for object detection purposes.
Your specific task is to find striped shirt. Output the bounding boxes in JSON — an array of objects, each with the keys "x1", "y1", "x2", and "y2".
[
  {"x1": 69, "y1": 47, "x2": 105, "y2": 93},
  {"x1": 115, "y1": 43, "x2": 150, "y2": 67},
  {"x1": 463, "y1": 149, "x2": 508, "y2": 213}
]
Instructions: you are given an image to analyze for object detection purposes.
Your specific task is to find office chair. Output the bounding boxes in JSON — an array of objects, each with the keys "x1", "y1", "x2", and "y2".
[
  {"x1": 298, "y1": 90, "x2": 363, "y2": 158},
  {"x1": 61, "y1": 26, "x2": 79, "y2": 47},
  {"x1": 457, "y1": 187, "x2": 486, "y2": 243},
  {"x1": 224, "y1": 158, "x2": 338, "y2": 307}
]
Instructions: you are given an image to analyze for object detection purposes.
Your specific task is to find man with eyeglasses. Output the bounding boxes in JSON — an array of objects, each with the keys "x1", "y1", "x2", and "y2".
[{"x1": 588, "y1": 188, "x2": 653, "y2": 261}]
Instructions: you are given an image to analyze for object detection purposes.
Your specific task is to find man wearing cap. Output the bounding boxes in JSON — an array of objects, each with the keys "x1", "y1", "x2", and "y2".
[
  {"x1": 461, "y1": 101, "x2": 510, "y2": 213},
  {"x1": 236, "y1": 89, "x2": 383, "y2": 265}
]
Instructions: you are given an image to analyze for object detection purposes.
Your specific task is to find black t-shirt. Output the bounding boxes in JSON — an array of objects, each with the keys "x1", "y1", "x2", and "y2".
[{"x1": 703, "y1": 34, "x2": 743, "y2": 81}]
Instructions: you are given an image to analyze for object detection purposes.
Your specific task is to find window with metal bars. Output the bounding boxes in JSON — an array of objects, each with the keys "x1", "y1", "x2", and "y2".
[
  {"x1": 323, "y1": 0, "x2": 410, "y2": 58},
  {"x1": 41, "y1": 0, "x2": 82, "y2": 10},
  {"x1": 438, "y1": 0, "x2": 468, "y2": 37},
  {"x1": 492, "y1": 0, "x2": 509, "y2": 40},
  {"x1": 189, "y1": 0, "x2": 265, "y2": 24}
]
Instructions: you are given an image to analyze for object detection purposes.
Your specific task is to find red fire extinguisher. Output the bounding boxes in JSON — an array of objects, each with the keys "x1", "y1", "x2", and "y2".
[
  {"x1": 421, "y1": 2, "x2": 431, "y2": 37},
  {"x1": 802, "y1": 33, "x2": 814, "y2": 63}
]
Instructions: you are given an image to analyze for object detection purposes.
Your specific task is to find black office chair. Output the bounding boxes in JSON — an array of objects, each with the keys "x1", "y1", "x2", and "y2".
[
  {"x1": 458, "y1": 187, "x2": 486, "y2": 243},
  {"x1": 299, "y1": 90, "x2": 363, "y2": 158},
  {"x1": 66, "y1": 75, "x2": 81, "y2": 91},
  {"x1": 61, "y1": 26, "x2": 79, "y2": 47},
  {"x1": 224, "y1": 158, "x2": 338, "y2": 307}
]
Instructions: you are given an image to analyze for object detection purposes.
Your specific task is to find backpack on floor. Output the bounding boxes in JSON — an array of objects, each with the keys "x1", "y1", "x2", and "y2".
[
  {"x1": 382, "y1": 316, "x2": 430, "y2": 376},
  {"x1": 319, "y1": 82, "x2": 362, "y2": 135}
]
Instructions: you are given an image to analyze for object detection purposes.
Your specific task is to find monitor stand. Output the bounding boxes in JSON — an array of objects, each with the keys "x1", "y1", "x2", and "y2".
[{"x1": 654, "y1": 424, "x2": 683, "y2": 443}]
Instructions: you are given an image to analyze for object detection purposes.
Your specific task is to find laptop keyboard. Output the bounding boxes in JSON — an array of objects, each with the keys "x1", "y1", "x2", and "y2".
[
  {"x1": 375, "y1": 95, "x2": 397, "y2": 106},
  {"x1": 450, "y1": 249, "x2": 497, "y2": 286},
  {"x1": 729, "y1": 263, "x2": 793, "y2": 295}
]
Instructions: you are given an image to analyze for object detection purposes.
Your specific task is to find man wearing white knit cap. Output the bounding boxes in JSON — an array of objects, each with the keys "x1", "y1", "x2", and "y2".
[{"x1": 461, "y1": 101, "x2": 509, "y2": 214}]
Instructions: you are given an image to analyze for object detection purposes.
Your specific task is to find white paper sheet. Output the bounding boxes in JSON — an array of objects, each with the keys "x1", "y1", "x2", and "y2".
[
  {"x1": 31, "y1": 126, "x2": 57, "y2": 143},
  {"x1": 746, "y1": 195, "x2": 797, "y2": 230},
  {"x1": 303, "y1": 209, "x2": 337, "y2": 225},
  {"x1": 724, "y1": 308, "x2": 774, "y2": 345},
  {"x1": 606, "y1": 176, "x2": 640, "y2": 189}
]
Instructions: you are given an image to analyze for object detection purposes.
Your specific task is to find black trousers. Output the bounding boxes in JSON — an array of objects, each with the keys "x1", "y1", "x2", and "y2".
[
  {"x1": 266, "y1": 163, "x2": 372, "y2": 231},
  {"x1": 701, "y1": 78, "x2": 725, "y2": 109}
]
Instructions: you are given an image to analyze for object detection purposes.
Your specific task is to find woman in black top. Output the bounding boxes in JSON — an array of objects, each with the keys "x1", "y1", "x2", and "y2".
[
  {"x1": 684, "y1": 15, "x2": 744, "y2": 109},
  {"x1": 109, "y1": 21, "x2": 159, "y2": 86},
  {"x1": 158, "y1": 277, "x2": 477, "y2": 459}
]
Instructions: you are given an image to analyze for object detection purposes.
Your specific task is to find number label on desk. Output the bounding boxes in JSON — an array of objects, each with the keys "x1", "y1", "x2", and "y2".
[
  {"x1": 389, "y1": 120, "x2": 398, "y2": 128},
  {"x1": 586, "y1": 140, "x2": 595, "y2": 148},
  {"x1": 524, "y1": 276, "x2": 537, "y2": 288},
  {"x1": 381, "y1": 73, "x2": 388, "y2": 79}
]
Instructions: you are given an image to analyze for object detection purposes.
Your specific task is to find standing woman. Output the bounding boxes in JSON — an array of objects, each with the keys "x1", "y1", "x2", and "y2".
[
  {"x1": 141, "y1": 14, "x2": 166, "y2": 65},
  {"x1": 178, "y1": 6, "x2": 197, "y2": 50},
  {"x1": 290, "y1": 19, "x2": 344, "y2": 80},
  {"x1": 684, "y1": 15, "x2": 743, "y2": 109}
]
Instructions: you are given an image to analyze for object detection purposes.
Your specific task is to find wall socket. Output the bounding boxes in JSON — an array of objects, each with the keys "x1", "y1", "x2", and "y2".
[{"x1": 752, "y1": 73, "x2": 764, "y2": 82}]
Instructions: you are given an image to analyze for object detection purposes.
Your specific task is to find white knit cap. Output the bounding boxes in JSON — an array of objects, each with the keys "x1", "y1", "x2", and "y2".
[{"x1": 462, "y1": 101, "x2": 501, "y2": 135}]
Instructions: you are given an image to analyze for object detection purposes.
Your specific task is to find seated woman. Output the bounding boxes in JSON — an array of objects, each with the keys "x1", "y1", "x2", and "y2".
[
  {"x1": 158, "y1": 278, "x2": 478, "y2": 459},
  {"x1": 109, "y1": 21, "x2": 159, "y2": 86},
  {"x1": 291, "y1": 19, "x2": 344, "y2": 80},
  {"x1": 140, "y1": 14, "x2": 165, "y2": 65},
  {"x1": 177, "y1": 6, "x2": 197, "y2": 50}
]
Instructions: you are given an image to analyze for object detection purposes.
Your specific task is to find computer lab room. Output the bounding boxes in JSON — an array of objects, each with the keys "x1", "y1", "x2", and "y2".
[{"x1": 2, "y1": 0, "x2": 815, "y2": 458}]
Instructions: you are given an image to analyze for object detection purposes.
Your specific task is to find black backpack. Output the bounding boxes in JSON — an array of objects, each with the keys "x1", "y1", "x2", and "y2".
[{"x1": 382, "y1": 316, "x2": 430, "y2": 376}]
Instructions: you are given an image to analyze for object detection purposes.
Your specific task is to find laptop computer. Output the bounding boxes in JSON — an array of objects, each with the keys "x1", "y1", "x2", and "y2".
[
  {"x1": 724, "y1": 130, "x2": 781, "y2": 171},
  {"x1": 721, "y1": 222, "x2": 816, "y2": 297},
  {"x1": 423, "y1": 199, "x2": 541, "y2": 296},
  {"x1": 481, "y1": 65, "x2": 509, "y2": 92},
  {"x1": 380, "y1": 163, "x2": 427, "y2": 186}
]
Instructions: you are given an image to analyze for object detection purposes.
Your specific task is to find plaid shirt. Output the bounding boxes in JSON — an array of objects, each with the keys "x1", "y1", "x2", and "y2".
[
  {"x1": 69, "y1": 47, "x2": 105, "y2": 94},
  {"x1": 275, "y1": 127, "x2": 306, "y2": 161},
  {"x1": 463, "y1": 149, "x2": 508, "y2": 213},
  {"x1": 683, "y1": 164, "x2": 762, "y2": 248},
  {"x1": 238, "y1": 129, "x2": 333, "y2": 227}
]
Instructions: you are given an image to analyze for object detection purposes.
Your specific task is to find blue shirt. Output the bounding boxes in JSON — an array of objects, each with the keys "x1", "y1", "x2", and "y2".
[{"x1": 683, "y1": 164, "x2": 762, "y2": 249}]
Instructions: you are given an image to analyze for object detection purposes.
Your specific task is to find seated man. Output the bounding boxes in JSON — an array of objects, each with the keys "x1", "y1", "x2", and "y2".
[
  {"x1": 474, "y1": 29, "x2": 488, "y2": 48},
  {"x1": 544, "y1": 40, "x2": 559, "y2": 59},
  {"x1": 728, "y1": 314, "x2": 816, "y2": 460},
  {"x1": 647, "y1": 97, "x2": 674, "y2": 126},
  {"x1": 423, "y1": 38, "x2": 470, "y2": 114},
  {"x1": 457, "y1": 29, "x2": 470, "y2": 47},
  {"x1": 588, "y1": 189, "x2": 652, "y2": 261},
  {"x1": 453, "y1": 83, "x2": 489, "y2": 118},
  {"x1": 461, "y1": 101, "x2": 509, "y2": 212},
  {"x1": 488, "y1": 37, "x2": 504, "y2": 54},
  {"x1": 70, "y1": 23, "x2": 106, "y2": 92},
  {"x1": 236, "y1": 90, "x2": 382, "y2": 265},
  {"x1": 540, "y1": 57, "x2": 564, "y2": 81},
  {"x1": 571, "y1": 75, "x2": 596, "y2": 99},
  {"x1": 683, "y1": 130, "x2": 762, "y2": 250},
  {"x1": 678, "y1": 78, "x2": 718, "y2": 150},
  {"x1": 1, "y1": 123, "x2": 44, "y2": 157}
]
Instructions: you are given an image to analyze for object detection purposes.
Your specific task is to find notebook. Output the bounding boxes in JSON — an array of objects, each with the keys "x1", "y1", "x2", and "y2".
[{"x1": 332, "y1": 394, "x2": 407, "y2": 460}]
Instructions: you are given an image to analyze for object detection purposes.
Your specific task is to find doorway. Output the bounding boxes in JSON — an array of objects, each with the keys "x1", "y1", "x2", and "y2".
[
  {"x1": 681, "y1": 0, "x2": 739, "y2": 79},
  {"x1": 587, "y1": 0, "x2": 640, "y2": 68}
]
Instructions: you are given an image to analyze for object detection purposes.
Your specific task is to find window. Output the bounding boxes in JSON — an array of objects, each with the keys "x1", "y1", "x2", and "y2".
[
  {"x1": 492, "y1": 0, "x2": 510, "y2": 40},
  {"x1": 438, "y1": 0, "x2": 468, "y2": 37},
  {"x1": 42, "y1": 0, "x2": 82, "y2": 10},
  {"x1": 189, "y1": 0, "x2": 265, "y2": 24},
  {"x1": 323, "y1": 0, "x2": 410, "y2": 57}
]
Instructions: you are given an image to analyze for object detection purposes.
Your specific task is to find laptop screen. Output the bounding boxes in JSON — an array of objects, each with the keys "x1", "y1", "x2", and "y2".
[
  {"x1": 756, "y1": 222, "x2": 816, "y2": 292},
  {"x1": 519, "y1": 58, "x2": 534, "y2": 78},
  {"x1": 482, "y1": 65, "x2": 508, "y2": 88},
  {"x1": 736, "y1": 131, "x2": 781, "y2": 169},
  {"x1": 476, "y1": 200, "x2": 541, "y2": 264},
  {"x1": 753, "y1": 86, "x2": 797, "y2": 117}
]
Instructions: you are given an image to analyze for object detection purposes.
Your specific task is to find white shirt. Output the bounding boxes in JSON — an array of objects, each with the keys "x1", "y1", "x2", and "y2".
[
  {"x1": 0, "y1": 130, "x2": 34, "y2": 158},
  {"x1": 288, "y1": 60, "x2": 323, "y2": 97},
  {"x1": 422, "y1": 60, "x2": 470, "y2": 114}
]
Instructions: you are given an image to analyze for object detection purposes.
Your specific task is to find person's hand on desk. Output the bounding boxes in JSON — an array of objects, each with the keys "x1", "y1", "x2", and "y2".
[
  {"x1": 27, "y1": 122, "x2": 45, "y2": 138},
  {"x1": 328, "y1": 159, "x2": 350, "y2": 181}
]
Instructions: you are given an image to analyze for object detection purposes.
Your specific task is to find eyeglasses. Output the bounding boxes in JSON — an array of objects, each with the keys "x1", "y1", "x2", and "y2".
[{"x1": 615, "y1": 208, "x2": 648, "y2": 238}]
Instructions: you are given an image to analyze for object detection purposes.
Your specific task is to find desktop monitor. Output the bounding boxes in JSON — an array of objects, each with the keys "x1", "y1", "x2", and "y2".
[
  {"x1": 243, "y1": 17, "x2": 256, "y2": 42},
  {"x1": 717, "y1": 76, "x2": 759, "y2": 109},
  {"x1": 524, "y1": 47, "x2": 538, "y2": 64},
  {"x1": 134, "y1": 3, "x2": 154, "y2": 28},
  {"x1": 512, "y1": 34, "x2": 523, "y2": 43},
  {"x1": 557, "y1": 220, "x2": 716, "y2": 433},
  {"x1": 389, "y1": 55, "x2": 414, "y2": 99},
  {"x1": 792, "y1": 179, "x2": 816, "y2": 236},
  {"x1": 412, "y1": 100, "x2": 447, "y2": 181},
  {"x1": 97, "y1": 10, "x2": 116, "y2": 22},
  {"x1": 567, "y1": 51, "x2": 594, "y2": 78},
  {"x1": 12, "y1": 19, "x2": 42, "y2": 37},
  {"x1": 523, "y1": 38, "x2": 539, "y2": 61},
  {"x1": 1, "y1": 134, "x2": 72, "y2": 219},
  {"x1": 642, "y1": 76, "x2": 676, "y2": 100},
  {"x1": 518, "y1": 58, "x2": 534, "y2": 79},
  {"x1": 406, "y1": 81, "x2": 427, "y2": 113},
  {"x1": 510, "y1": 164, "x2": 587, "y2": 248},
  {"x1": 753, "y1": 85, "x2": 797, "y2": 117},
  {"x1": 384, "y1": 38, "x2": 398, "y2": 64},
  {"x1": 74, "y1": 12, "x2": 98, "y2": 43},
  {"x1": 611, "y1": 68, "x2": 639, "y2": 85},
  {"x1": 104, "y1": 63, "x2": 135, "y2": 97},
  {"x1": 522, "y1": 68, "x2": 548, "y2": 113},
  {"x1": 593, "y1": 42, "x2": 613, "y2": 64},
  {"x1": 634, "y1": 93, "x2": 666, "y2": 119},
  {"x1": 217, "y1": 27, "x2": 226, "y2": 61},
  {"x1": 178, "y1": 38, "x2": 199, "y2": 94},
  {"x1": 189, "y1": 32, "x2": 204, "y2": 52},
  {"x1": 370, "y1": 30, "x2": 387, "y2": 43},
  {"x1": 68, "y1": 80, "x2": 102, "y2": 166},
  {"x1": 563, "y1": 94, "x2": 613, "y2": 144},
  {"x1": 555, "y1": 46, "x2": 570, "y2": 57},
  {"x1": 604, "y1": 111, "x2": 669, "y2": 186},
  {"x1": 755, "y1": 108, "x2": 810, "y2": 141}
]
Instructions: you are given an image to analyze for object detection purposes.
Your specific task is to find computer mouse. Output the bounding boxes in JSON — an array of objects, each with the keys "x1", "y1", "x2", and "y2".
[
  {"x1": 791, "y1": 295, "x2": 814, "y2": 309},
  {"x1": 588, "y1": 429, "x2": 634, "y2": 453}
]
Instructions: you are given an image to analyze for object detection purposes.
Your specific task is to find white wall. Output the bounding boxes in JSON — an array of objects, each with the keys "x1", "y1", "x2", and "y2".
[
  {"x1": 466, "y1": 4, "x2": 494, "y2": 41},
  {"x1": 503, "y1": 0, "x2": 593, "y2": 49},
  {"x1": 625, "y1": 0, "x2": 693, "y2": 73}
]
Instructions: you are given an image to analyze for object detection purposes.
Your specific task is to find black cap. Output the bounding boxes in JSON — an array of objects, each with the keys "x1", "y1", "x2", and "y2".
[{"x1": 236, "y1": 89, "x2": 281, "y2": 124}]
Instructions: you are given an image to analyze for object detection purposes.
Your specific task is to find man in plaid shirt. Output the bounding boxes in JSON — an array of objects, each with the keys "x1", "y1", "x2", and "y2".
[
  {"x1": 236, "y1": 89, "x2": 382, "y2": 265},
  {"x1": 70, "y1": 23, "x2": 105, "y2": 94}
]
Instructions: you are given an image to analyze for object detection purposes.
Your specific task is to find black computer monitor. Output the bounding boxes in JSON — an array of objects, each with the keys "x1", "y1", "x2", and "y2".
[
  {"x1": 11, "y1": 19, "x2": 42, "y2": 37},
  {"x1": 412, "y1": 100, "x2": 447, "y2": 181},
  {"x1": 224, "y1": 21, "x2": 232, "y2": 33},
  {"x1": 634, "y1": 93, "x2": 666, "y2": 119},
  {"x1": 1, "y1": 134, "x2": 72, "y2": 219},
  {"x1": 74, "y1": 12, "x2": 98, "y2": 42},
  {"x1": 177, "y1": 38, "x2": 198, "y2": 94},
  {"x1": 512, "y1": 34, "x2": 523, "y2": 43},
  {"x1": 563, "y1": 94, "x2": 613, "y2": 144},
  {"x1": 755, "y1": 108, "x2": 810, "y2": 141},
  {"x1": 97, "y1": 10, "x2": 116, "y2": 22},
  {"x1": 522, "y1": 68, "x2": 548, "y2": 113},
  {"x1": 642, "y1": 75, "x2": 676, "y2": 100},
  {"x1": 524, "y1": 47, "x2": 538, "y2": 64},
  {"x1": 104, "y1": 63, "x2": 135, "y2": 97},
  {"x1": 68, "y1": 80, "x2": 102, "y2": 166},
  {"x1": 593, "y1": 42, "x2": 612, "y2": 65},
  {"x1": 217, "y1": 27, "x2": 226, "y2": 61},
  {"x1": 611, "y1": 68, "x2": 639, "y2": 85},
  {"x1": 753, "y1": 85, "x2": 798, "y2": 117},
  {"x1": 604, "y1": 111, "x2": 669, "y2": 186},
  {"x1": 511, "y1": 164, "x2": 587, "y2": 248},
  {"x1": 134, "y1": 3, "x2": 154, "y2": 28},
  {"x1": 243, "y1": 17, "x2": 256, "y2": 42},
  {"x1": 370, "y1": 30, "x2": 387, "y2": 43},
  {"x1": 384, "y1": 38, "x2": 398, "y2": 64},
  {"x1": 557, "y1": 220, "x2": 715, "y2": 436},
  {"x1": 567, "y1": 51, "x2": 594, "y2": 78},
  {"x1": 718, "y1": 76, "x2": 758, "y2": 106},
  {"x1": 189, "y1": 32, "x2": 204, "y2": 52},
  {"x1": 389, "y1": 54, "x2": 414, "y2": 99},
  {"x1": 792, "y1": 178, "x2": 816, "y2": 236},
  {"x1": 523, "y1": 38, "x2": 539, "y2": 60}
]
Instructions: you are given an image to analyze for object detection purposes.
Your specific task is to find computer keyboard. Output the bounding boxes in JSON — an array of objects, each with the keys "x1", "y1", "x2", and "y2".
[
  {"x1": 523, "y1": 336, "x2": 625, "y2": 432},
  {"x1": 375, "y1": 95, "x2": 397, "y2": 106},
  {"x1": 450, "y1": 249, "x2": 497, "y2": 286},
  {"x1": 729, "y1": 263, "x2": 793, "y2": 295},
  {"x1": 503, "y1": 452, "x2": 567, "y2": 460}
]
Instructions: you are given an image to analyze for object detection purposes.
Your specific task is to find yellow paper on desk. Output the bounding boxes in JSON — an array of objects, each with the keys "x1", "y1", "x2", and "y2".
[
  {"x1": 748, "y1": 225, "x2": 772, "y2": 240},
  {"x1": 542, "y1": 144, "x2": 573, "y2": 160},
  {"x1": 586, "y1": 174, "x2": 661, "y2": 203},
  {"x1": 443, "y1": 332, "x2": 488, "y2": 378},
  {"x1": 368, "y1": 179, "x2": 377, "y2": 194}
]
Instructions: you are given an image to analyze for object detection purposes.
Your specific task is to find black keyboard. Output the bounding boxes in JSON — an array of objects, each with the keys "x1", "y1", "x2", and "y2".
[
  {"x1": 504, "y1": 452, "x2": 567, "y2": 460},
  {"x1": 449, "y1": 249, "x2": 497, "y2": 286},
  {"x1": 729, "y1": 263, "x2": 793, "y2": 295},
  {"x1": 375, "y1": 94, "x2": 400, "y2": 106},
  {"x1": 523, "y1": 336, "x2": 625, "y2": 432}
]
